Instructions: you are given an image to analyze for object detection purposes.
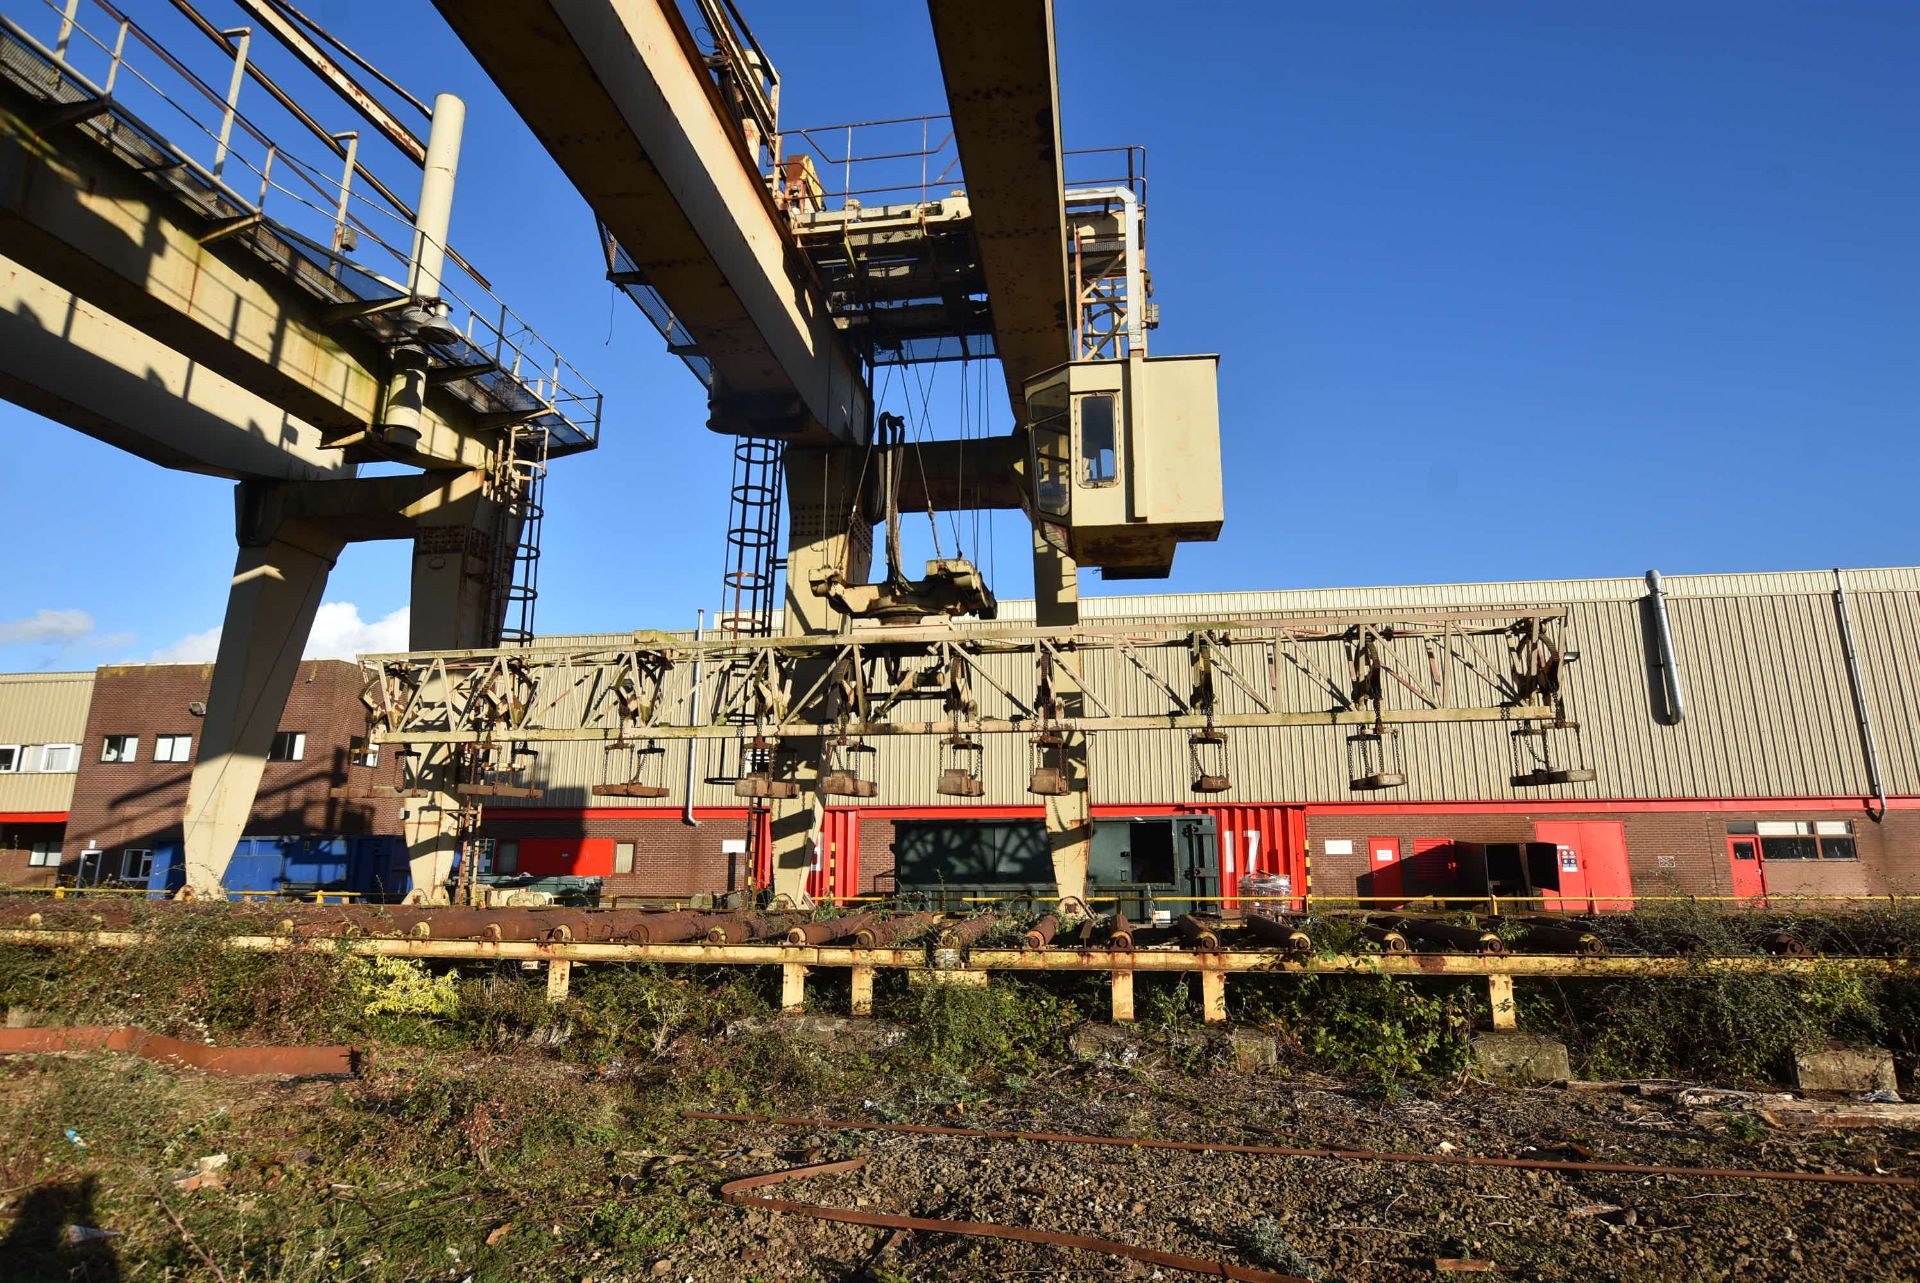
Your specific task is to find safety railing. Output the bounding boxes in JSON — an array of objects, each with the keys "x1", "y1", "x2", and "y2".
[
  {"x1": 771, "y1": 114, "x2": 1148, "y2": 222},
  {"x1": 2, "y1": 0, "x2": 601, "y2": 448},
  {"x1": 774, "y1": 112, "x2": 962, "y2": 211}
]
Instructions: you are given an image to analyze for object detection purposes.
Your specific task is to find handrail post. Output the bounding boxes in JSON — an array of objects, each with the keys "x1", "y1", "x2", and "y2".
[
  {"x1": 329, "y1": 130, "x2": 359, "y2": 263},
  {"x1": 104, "y1": 19, "x2": 130, "y2": 95},
  {"x1": 53, "y1": 0, "x2": 80, "y2": 67},
  {"x1": 212, "y1": 27, "x2": 251, "y2": 182}
]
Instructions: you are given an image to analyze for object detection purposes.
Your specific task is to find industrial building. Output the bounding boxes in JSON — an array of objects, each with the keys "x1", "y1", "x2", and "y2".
[
  {"x1": 0, "y1": 1, "x2": 1909, "y2": 916},
  {"x1": 7, "y1": 567, "x2": 1916, "y2": 908},
  {"x1": 0, "y1": 660, "x2": 405, "y2": 892}
]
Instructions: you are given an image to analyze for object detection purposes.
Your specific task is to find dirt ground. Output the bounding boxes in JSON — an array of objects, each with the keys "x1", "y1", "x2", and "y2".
[{"x1": 3, "y1": 1037, "x2": 1916, "y2": 1283}]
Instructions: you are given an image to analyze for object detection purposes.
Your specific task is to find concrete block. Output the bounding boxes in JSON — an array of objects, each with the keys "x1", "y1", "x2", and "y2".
[
  {"x1": 1794, "y1": 1048, "x2": 1897, "y2": 1096},
  {"x1": 1068, "y1": 1022, "x2": 1160, "y2": 1069},
  {"x1": 725, "y1": 1014, "x2": 906, "y2": 1055},
  {"x1": 1471, "y1": 1032, "x2": 1571, "y2": 1084},
  {"x1": 1227, "y1": 1028, "x2": 1279, "y2": 1071}
]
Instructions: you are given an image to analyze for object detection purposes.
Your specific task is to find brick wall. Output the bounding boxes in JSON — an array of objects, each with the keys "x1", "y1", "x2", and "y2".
[
  {"x1": 480, "y1": 810, "x2": 909, "y2": 899},
  {"x1": 62, "y1": 661, "x2": 401, "y2": 879},
  {"x1": 0, "y1": 820, "x2": 62, "y2": 887},
  {"x1": 477, "y1": 803, "x2": 1920, "y2": 903},
  {"x1": 1304, "y1": 807, "x2": 1917, "y2": 900},
  {"x1": 484, "y1": 811, "x2": 759, "y2": 899}
]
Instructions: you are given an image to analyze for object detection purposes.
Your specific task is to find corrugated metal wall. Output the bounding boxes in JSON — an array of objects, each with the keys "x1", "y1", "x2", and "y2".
[
  {"x1": 0, "y1": 671, "x2": 93, "y2": 814},
  {"x1": 504, "y1": 568, "x2": 1920, "y2": 809}
]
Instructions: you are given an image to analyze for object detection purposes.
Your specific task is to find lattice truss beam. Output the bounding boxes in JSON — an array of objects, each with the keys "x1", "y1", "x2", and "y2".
[{"x1": 358, "y1": 610, "x2": 1587, "y2": 796}]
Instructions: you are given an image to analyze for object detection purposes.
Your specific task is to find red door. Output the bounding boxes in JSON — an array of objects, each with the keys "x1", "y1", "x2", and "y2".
[
  {"x1": 1726, "y1": 836, "x2": 1767, "y2": 901},
  {"x1": 517, "y1": 837, "x2": 615, "y2": 877},
  {"x1": 1533, "y1": 821, "x2": 1634, "y2": 911},
  {"x1": 1367, "y1": 836, "x2": 1403, "y2": 903},
  {"x1": 1410, "y1": 838, "x2": 1458, "y2": 898}
]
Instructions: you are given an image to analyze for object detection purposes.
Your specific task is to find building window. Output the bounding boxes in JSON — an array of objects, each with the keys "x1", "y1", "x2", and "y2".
[
  {"x1": 614, "y1": 842, "x2": 635, "y2": 875},
  {"x1": 121, "y1": 849, "x2": 154, "y2": 882},
  {"x1": 154, "y1": 734, "x2": 193, "y2": 763},
  {"x1": 28, "y1": 842, "x2": 59, "y2": 868},
  {"x1": 351, "y1": 737, "x2": 379, "y2": 769},
  {"x1": 100, "y1": 735, "x2": 140, "y2": 764},
  {"x1": 495, "y1": 840, "x2": 518, "y2": 875},
  {"x1": 269, "y1": 732, "x2": 306, "y2": 762},
  {"x1": 0, "y1": 745, "x2": 18, "y2": 773},
  {"x1": 1076, "y1": 392, "x2": 1118, "y2": 485},
  {"x1": 39, "y1": 744, "x2": 78, "y2": 773},
  {"x1": 1729, "y1": 820, "x2": 1857, "y2": 860}
]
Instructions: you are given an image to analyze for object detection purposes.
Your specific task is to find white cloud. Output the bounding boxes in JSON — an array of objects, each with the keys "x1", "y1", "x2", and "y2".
[
  {"x1": 306, "y1": 602, "x2": 410, "y2": 658},
  {"x1": 147, "y1": 602, "x2": 410, "y2": 665},
  {"x1": 149, "y1": 624, "x2": 224, "y2": 665},
  {"x1": 0, "y1": 608, "x2": 96, "y2": 645}
]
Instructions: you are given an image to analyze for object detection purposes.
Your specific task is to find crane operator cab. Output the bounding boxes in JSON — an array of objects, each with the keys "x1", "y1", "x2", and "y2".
[{"x1": 1024, "y1": 352, "x2": 1223, "y2": 578}]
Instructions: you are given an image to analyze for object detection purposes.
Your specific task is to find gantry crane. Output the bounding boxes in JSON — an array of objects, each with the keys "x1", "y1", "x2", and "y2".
[{"x1": 421, "y1": 0, "x2": 1227, "y2": 904}]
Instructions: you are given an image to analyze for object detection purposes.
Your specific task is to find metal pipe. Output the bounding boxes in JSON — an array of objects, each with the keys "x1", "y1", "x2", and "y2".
[
  {"x1": 1832, "y1": 569, "x2": 1888, "y2": 818},
  {"x1": 787, "y1": 913, "x2": 880, "y2": 946},
  {"x1": 937, "y1": 914, "x2": 1004, "y2": 950},
  {"x1": 408, "y1": 93, "x2": 463, "y2": 299},
  {"x1": 1021, "y1": 913, "x2": 1059, "y2": 951},
  {"x1": 1244, "y1": 912, "x2": 1309, "y2": 953},
  {"x1": 1174, "y1": 914, "x2": 1220, "y2": 951},
  {"x1": 1644, "y1": 569, "x2": 1687, "y2": 723},
  {"x1": 683, "y1": 610, "x2": 703, "y2": 827}
]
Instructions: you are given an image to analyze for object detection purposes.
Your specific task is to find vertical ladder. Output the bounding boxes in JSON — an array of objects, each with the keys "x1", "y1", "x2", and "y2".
[
  {"x1": 490, "y1": 424, "x2": 550, "y2": 647},
  {"x1": 716, "y1": 436, "x2": 784, "y2": 890}
]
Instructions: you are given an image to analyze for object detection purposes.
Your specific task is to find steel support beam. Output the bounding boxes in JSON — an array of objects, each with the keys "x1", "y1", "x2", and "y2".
[
  {"x1": 430, "y1": 0, "x2": 867, "y2": 443},
  {"x1": 181, "y1": 526, "x2": 344, "y2": 895},
  {"x1": 927, "y1": 0, "x2": 1072, "y2": 422},
  {"x1": 182, "y1": 472, "x2": 505, "y2": 897},
  {"x1": 0, "y1": 103, "x2": 498, "y2": 471},
  {"x1": 0, "y1": 254, "x2": 348, "y2": 480}
]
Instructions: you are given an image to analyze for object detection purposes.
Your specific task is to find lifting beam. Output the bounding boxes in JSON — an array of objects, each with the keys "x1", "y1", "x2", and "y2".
[
  {"x1": 430, "y1": 0, "x2": 867, "y2": 443},
  {"x1": 926, "y1": 0, "x2": 1073, "y2": 424}
]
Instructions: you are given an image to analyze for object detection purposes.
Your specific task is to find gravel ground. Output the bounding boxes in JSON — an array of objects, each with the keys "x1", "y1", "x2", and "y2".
[{"x1": 646, "y1": 1070, "x2": 1920, "y2": 1282}]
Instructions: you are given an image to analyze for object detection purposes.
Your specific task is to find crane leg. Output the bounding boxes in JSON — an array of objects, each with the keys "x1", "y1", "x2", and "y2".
[{"x1": 181, "y1": 525, "x2": 344, "y2": 896}]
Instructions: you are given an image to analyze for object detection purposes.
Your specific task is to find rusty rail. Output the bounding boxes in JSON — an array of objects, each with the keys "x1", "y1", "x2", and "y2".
[
  {"x1": 688, "y1": 1111, "x2": 1920, "y2": 1188},
  {"x1": 720, "y1": 1157, "x2": 1309, "y2": 1282},
  {"x1": 0, "y1": 1025, "x2": 355, "y2": 1077}
]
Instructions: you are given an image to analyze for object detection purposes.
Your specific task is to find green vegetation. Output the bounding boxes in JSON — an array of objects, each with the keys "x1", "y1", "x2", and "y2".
[
  {"x1": 1239, "y1": 1216, "x2": 1336, "y2": 1283},
  {"x1": 1525, "y1": 904, "x2": 1918, "y2": 1084},
  {"x1": 1, "y1": 905, "x2": 1917, "y2": 1278}
]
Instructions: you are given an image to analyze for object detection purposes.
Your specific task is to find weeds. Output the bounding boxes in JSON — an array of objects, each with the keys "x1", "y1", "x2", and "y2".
[
  {"x1": 885, "y1": 975, "x2": 1079, "y2": 1077},
  {"x1": 1286, "y1": 974, "x2": 1479, "y2": 1085},
  {"x1": 1239, "y1": 1216, "x2": 1335, "y2": 1282}
]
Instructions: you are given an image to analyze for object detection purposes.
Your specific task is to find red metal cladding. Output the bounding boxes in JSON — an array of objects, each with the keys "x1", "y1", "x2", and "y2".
[
  {"x1": 815, "y1": 809, "x2": 861, "y2": 902},
  {"x1": 1196, "y1": 805, "x2": 1306, "y2": 911}
]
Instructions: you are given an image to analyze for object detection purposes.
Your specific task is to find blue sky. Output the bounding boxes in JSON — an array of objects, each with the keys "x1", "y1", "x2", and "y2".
[{"x1": 2, "y1": 1, "x2": 1915, "y2": 671}]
